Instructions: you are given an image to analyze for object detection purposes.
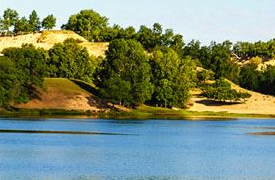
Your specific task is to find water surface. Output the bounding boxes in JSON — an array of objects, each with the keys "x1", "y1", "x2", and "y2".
[{"x1": 0, "y1": 117, "x2": 275, "y2": 180}]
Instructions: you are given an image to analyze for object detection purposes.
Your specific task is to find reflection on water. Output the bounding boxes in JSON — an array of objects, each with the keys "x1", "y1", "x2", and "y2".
[{"x1": 0, "y1": 118, "x2": 275, "y2": 180}]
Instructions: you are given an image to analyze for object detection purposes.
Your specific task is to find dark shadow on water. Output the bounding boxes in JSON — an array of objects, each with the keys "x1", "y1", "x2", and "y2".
[{"x1": 0, "y1": 129, "x2": 131, "y2": 136}]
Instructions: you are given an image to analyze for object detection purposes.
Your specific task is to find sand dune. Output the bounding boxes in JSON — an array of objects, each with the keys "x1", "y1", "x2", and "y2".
[
  {"x1": 0, "y1": 30, "x2": 108, "y2": 57},
  {"x1": 189, "y1": 81, "x2": 275, "y2": 115}
]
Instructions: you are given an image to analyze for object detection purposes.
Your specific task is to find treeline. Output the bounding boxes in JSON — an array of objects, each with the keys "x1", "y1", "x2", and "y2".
[
  {"x1": 233, "y1": 40, "x2": 275, "y2": 60},
  {"x1": 0, "y1": 8, "x2": 56, "y2": 35},
  {"x1": 0, "y1": 38, "x2": 196, "y2": 108},
  {"x1": 6, "y1": 8, "x2": 275, "y2": 108}
]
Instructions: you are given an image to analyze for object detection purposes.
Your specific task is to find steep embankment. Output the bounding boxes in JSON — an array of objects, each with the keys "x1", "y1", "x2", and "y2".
[
  {"x1": 0, "y1": 30, "x2": 108, "y2": 57},
  {"x1": 15, "y1": 78, "x2": 108, "y2": 112},
  {"x1": 189, "y1": 80, "x2": 275, "y2": 115}
]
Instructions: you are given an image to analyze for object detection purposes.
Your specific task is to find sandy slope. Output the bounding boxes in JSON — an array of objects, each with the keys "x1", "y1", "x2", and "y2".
[
  {"x1": 0, "y1": 30, "x2": 108, "y2": 57},
  {"x1": 15, "y1": 78, "x2": 108, "y2": 112},
  {"x1": 189, "y1": 82, "x2": 275, "y2": 115}
]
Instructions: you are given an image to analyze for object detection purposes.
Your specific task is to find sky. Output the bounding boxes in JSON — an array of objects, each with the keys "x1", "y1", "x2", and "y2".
[{"x1": 1, "y1": 0, "x2": 275, "y2": 45}]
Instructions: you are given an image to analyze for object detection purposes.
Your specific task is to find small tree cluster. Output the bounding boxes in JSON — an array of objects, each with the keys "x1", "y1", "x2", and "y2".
[
  {"x1": 0, "y1": 8, "x2": 56, "y2": 35},
  {"x1": 94, "y1": 39, "x2": 196, "y2": 108},
  {"x1": 202, "y1": 78, "x2": 251, "y2": 103}
]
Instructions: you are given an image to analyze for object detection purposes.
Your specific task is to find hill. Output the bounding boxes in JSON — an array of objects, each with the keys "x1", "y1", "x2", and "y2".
[
  {"x1": 0, "y1": 30, "x2": 108, "y2": 57},
  {"x1": 189, "y1": 80, "x2": 275, "y2": 115},
  {"x1": 15, "y1": 78, "x2": 108, "y2": 112}
]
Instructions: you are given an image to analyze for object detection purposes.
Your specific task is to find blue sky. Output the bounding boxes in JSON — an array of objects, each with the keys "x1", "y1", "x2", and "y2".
[{"x1": 1, "y1": 0, "x2": 275, "y2": 44}]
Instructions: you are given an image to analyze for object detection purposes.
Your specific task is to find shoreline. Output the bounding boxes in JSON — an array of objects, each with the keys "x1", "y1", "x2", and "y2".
[{"x1": 1, "y1": 108, "x2": 275, "y2": 120}]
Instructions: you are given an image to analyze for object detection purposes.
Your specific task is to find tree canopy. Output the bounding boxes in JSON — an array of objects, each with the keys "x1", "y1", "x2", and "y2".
[
  {"x1": 42, "y1": 14, "x2": 56, "y2": 30},
  {"x1": 0, "y1": 44, "x2": 47, "y2": 106},
  {"x1": 149, "y1": 47, "x2": 196, "y2": 107},
  {"x1": 62, "y1": 9, "x2": 108, "y2": 42},
  {"x1": 47, "y1": 38, "x2": 95, "y2": 83},
  {"x1": 94, "y1": 39, "x2": 153, "y2": 107}
]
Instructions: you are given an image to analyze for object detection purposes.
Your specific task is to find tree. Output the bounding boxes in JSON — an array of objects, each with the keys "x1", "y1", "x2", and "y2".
[
  {"x1": 28, "y1": 10, "x2": 40, "y2": 32},
  {"x1": 1, "y1": 44, "x2": 48, "y2": 106},
  {"x1": 42, "y1": 14, "x2": 56, "y2": 30},
  {"x1": 48, "y1": 38, "x2": 95, "y2": 82},
  {"x1": 14, "y1": 17, "x2": 29, "y2": 34},
  {"x1": 239, "y1": 63, "x2": 260, "y2": 91},
  {"x1": 183, "y1": 40, "x2": 201, "y2": 59},
  {"x1": 203, "y1": 78, "x2": 251, "y2": 103},
  {"x1": 197, "y1": 69, "x2": 214, "y2": 83},
  {"x1": 2, "y1": 8, "x2": 19, "y2": 33},
  {"x1": 0, "y1": 17, "x2": 4, "y2": 33},
  {"x1": 150, "y1": 47, "x2": 196, "y2": 108},
  {"x1": 2, "y1": 44, "x2": 47, "y2": 88},
  {"x1": 0, "y1": 57, "x2": 24, "y2": 107},
  {"x1": 94, "y1": 39, "x2": 153, "y2": 107},
  {"x1": 62, "y1": 9, "x2": 108, "y2": 42}
]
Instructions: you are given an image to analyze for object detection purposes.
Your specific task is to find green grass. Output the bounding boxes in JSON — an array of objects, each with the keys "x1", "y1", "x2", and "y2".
[
  {"x1": 104, "y1": 104, "x2": 275, "y2": 120},
  {"x1": 1, "y1": 105, "x2": 275, "y2": 120},
  {"x1": 44, "y1": 78, "x2": 90, "y2": 95}
]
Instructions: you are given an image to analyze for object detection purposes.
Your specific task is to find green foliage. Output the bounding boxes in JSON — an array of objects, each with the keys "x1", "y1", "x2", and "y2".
[
  {"x1": 1, "y1": 8, "x2": 19, "y2": 32},
  {"x1": 62, "y1": 9, "x2": 108, "y2": 42},
  {"x1": 183, "y1": 40, "x2": 201, "y2": 59},
  {"x1": 202, "y1": 78, "x2": 251, "y2": 102},
  {"x1": 135, "y1": 23, "x2": 184, "y2": 53},
  {"x1": 197, "y1": 69, "x2": 214, "y2": 83},
  {"x1": 233, "y1": 39, "x2": 275, "y2": 60},
  {"x1": 204, "y1": 88, "x2": 251, "y2": 103},
  {"x1": 0, "y1": 57, "x2": 23, "y2": 106},
  {"x1": 28, "y1": 10, "x2": 41, "y2": 32},
  {"x1": 239, "y1": 64, "x2": 275, "y2": 95},
  {"x1": 42, "y1": 14, "x2": 56, "y2": 30},
  {"x1": 239, "y1": 63, "x2": 260, "y2": 91},
  {"x1": 2, "y1": 44, "x2": 47, "y2": 87},
  {"x1": 0, "y1": 44, "x2": 47, "y2": 106},
  {"x1": 149, "y1": 47, "x2": 196, "y2": 107},
  {"x1": 48, "y1": 38, "x2": 95, "y2": 83},
  {"x1": 185, "y1": 40, "x2": 240, "y2": 82},
  {"x1": 14, "y1": 17, "x2": 29, "y2": 34},
  {"x1": 94, "y1": 39, "x2": 153, "y2": 107}
]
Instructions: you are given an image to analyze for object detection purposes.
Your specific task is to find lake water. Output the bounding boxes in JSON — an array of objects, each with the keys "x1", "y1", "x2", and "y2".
[{"x1": 0, "y1": 117, "x2": 275, "y2": 180}]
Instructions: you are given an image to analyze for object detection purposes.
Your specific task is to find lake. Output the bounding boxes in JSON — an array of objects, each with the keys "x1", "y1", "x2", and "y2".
[{"x1": 0, "y1": 117, "x2": 275, "y2": 180}]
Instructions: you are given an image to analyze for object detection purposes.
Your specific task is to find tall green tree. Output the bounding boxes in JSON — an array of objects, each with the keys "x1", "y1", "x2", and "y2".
[
  {"x1": 2, "y1": 44, "x2": 47, "y2": 88},
  {"x1": 150, "y1": 47, "x2": 196, "y2": 107},
  {"x1": 0, "y1": 57, "x2": 24, "y2": 107},
  {"x1": 48, "y1": 38, "x2": 95, "y2": 82},
  {"x1": 62, "y1": 9, "x2": 108, "y2": 42},
  {"x1": 42, "y1": 14, "x2": 56, "y2": 30},
  {"x1": 94, "y1": 39, "x2": 153, "y2": 107},
  {"x1": 1, "y1": 44, "x2": 47, "y2": 106},
  {"x1": 2, "y1": 8, "x2": 19, "y2": 33},
  {"x1": 28, "y1": 10, "x2": 40, "y2": 32},
  {"x1": 14, "y1": 17, "x2": 29, "y2": 34}
]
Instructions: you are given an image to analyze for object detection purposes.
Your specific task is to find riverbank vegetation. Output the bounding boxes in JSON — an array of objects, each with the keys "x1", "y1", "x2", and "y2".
[{"x1": 2, "y1": 8, "x2": 275, "y2": 117}]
